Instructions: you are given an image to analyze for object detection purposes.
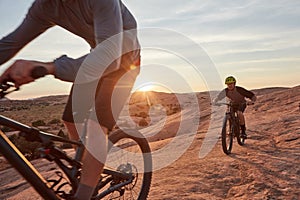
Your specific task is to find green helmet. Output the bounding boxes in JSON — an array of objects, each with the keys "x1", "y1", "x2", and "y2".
[{"x1": 225, "y1": 76, "x2": 236, "y2": 84}]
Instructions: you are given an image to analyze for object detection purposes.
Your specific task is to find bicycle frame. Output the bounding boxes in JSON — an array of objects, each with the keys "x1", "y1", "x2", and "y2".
[
  {"x1": 0, "y1": 115, "x2": 67, "y2": 199},
  {"x1": 226, "y1": 104, "x2": 240, "y2": 137},
  {"x1": 217, "y1": 101, "x2": 247, "y2": 155},
  {"x1": 0, "y1": 114, "x2": 134, "y2": 199},
  {"x1": 0, "y1": 67, "x2": 152, "y2": 199}
]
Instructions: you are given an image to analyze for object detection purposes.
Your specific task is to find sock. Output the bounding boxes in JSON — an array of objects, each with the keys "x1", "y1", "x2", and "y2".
[{"x1": 74, "y1": 183, "x2": 95, "y2": 200}]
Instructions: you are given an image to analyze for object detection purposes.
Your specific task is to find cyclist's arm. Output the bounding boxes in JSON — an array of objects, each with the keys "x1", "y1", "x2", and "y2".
[
  {"x1": 87, "y1": 0, "x2": 123, "y2": 75},
  {"x1": 54, "y1": 0, "x2": 123, "y2": 82},
  {"x1": 54, "y1": 55, "x2": 88, "y2": 82},
  {"x1": 0, "y1": 1, "x2": 53, "y2": 65},
  {"x1": 250, "y1": 95, "x2": 257, "y2": 102},
  {"x1": 236, "y1": 86, "x2": 256, "y2": 102},
  {"x1": 213, "y1": 89, "x2": 226, "y2": 103}
]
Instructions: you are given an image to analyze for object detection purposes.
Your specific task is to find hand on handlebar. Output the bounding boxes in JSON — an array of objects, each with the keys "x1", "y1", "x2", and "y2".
[
  {"x1": 0, "y1": 60, "x2": 52, "y2": 87},
  {"x1": 0, "y1": 60, "x2": 38, "y2": 87},
  {"x1": 246, "y1": 101, "x2": 255, "y2": 105},
  {"x1": 0, "y1": 64, "x2": 48, "y2": 99}
]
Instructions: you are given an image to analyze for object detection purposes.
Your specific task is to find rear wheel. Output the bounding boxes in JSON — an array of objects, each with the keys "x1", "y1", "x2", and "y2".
[
  {"x1": 94, "y1": 129, "x2": 152, "y2": 200},
  {"x1": 221, "y1": 115, "x2": 233, "y2": 155}
]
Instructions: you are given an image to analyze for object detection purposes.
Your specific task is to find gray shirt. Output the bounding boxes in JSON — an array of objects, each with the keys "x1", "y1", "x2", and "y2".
[{"x1": 0, "y1": 0, "x2": 140, "y2": 82}]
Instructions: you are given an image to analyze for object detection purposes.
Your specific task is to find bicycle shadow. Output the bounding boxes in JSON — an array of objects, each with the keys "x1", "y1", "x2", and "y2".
[{"x1": 226, "y1": 130, "x2": 300, "y2": 198}]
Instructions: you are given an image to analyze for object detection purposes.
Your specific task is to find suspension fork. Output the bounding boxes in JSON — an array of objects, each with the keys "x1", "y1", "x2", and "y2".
[{"x1": 232, "y1": 112, "x2": 240, "y2": 137}]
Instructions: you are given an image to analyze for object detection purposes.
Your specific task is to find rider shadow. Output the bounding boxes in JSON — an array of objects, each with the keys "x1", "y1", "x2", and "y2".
[{"x1": 226, "y1": 136, "x2": 299, "y2": 198}]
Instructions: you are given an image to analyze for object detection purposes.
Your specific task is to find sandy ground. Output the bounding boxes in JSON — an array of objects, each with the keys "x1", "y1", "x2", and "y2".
[{"x1": 0, "y1": 86, "x2": 299, "y2": 199}]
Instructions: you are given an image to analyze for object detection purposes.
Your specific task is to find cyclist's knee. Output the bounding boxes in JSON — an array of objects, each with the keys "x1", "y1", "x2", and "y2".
[
  {"x1": 237, "y1": 111, "x2": 244, "y2": 116},
  {"x1": 237, "y1": 111, "x2": 245, "y2": 122}
]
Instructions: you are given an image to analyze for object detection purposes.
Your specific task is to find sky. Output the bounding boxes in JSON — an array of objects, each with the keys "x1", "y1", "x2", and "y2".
[{"x1": 0, "y1": 0, "x2": 299, "y2": 99}]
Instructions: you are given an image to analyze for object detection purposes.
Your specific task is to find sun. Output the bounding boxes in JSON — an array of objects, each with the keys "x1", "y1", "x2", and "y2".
[{"x1": 138, "y1": 84, "x2": 155, "y2": 92}]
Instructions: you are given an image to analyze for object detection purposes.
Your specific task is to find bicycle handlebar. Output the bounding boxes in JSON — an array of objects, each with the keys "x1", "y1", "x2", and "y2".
[{"x1": 213, "y1": 101, "x2": 254, "y2": 107}]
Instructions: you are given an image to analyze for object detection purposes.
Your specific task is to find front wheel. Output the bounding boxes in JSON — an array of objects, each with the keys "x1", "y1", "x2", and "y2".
[
  {"x1": 94, "y1": 129, "x2": 152, "y2": 200},
  {"x1": 221, "y1": 115, "x2": 233, "y2": 155}
]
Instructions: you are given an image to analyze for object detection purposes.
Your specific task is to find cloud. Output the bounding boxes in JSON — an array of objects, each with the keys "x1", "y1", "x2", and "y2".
[
  {"x1": 126, "y1": 0, "x2": 300, "y2": 51},
  {"x1": 1, "y1": 0, "x2": 299, "y2": 97},
  {"x1": 127, "y1": 0, "x2": 300, "y2": 89}
]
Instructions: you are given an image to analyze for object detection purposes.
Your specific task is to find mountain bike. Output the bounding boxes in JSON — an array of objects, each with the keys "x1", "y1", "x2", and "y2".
[
  {"x1": 0, "y1": 67, "x2": 152, "y2": 199},
  {"x1": 215, "y1": 101, "x2": 251, "y2": 155}
]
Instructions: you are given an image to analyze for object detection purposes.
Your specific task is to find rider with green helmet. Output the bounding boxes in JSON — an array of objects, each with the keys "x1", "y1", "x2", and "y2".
[{"x1": 214, "y1": 76, "x2": 257, "y2": 139}]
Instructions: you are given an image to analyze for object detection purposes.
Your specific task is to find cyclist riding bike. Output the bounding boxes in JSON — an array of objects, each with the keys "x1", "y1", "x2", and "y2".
[
  {"x1": 213, "y1": 76, "x2": 257, "y2": 139},
  {"x1": 0, "y1": 0, "x2": 140, "y2": 199}
]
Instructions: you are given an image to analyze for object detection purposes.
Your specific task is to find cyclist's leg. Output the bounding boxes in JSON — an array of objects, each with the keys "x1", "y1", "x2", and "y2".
[
  {"x1": 238, "y1": 111, "x2": 245, "y2": 125},
  {"x1": 238, "y1": 111, "x2": 246, "y2": 134},
  {"x1": 76, "y1": 52, "x2": 141, "y2": 199},
  {"x1": 94, "y1": 52, "x2": 140, "y2": 130},
  {"x1": 63, "y1": 121, "x2": 82, "y2": 150},
  {"x1": 62, "y1": 87, "x2": 79, "y2": 143},
  {"x1": 75, "y1": 122, "x2": 108, "y2": 200},
  {"x1": 63, "y1": 121, "x2": 80, "y2": 141},
  {"x1": 238, "y1": 103, "x2": 247, "y2": 137},
  {"x1": 62, "y1": 82, "x2": 107, "y2": 199},
  {"x1": 62, "y1": 84, "x2": 94, "y2": 145}
]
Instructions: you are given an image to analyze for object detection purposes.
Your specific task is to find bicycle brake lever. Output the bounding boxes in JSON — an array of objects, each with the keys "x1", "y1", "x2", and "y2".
[
  {"x1": 0, "y1": 87, "x2": 20, "y2": 99},
  {"x1": 0, "y1": 75, "x2": 18, "y2": 97}
]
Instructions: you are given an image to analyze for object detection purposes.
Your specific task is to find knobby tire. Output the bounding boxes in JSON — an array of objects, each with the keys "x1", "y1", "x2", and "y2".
[
  {"x1": 221, "y1": 115, "x2": 233, "y2": 155},
  {"x1": 93, "y1": 129, "x2": 152, "y2": 200}
]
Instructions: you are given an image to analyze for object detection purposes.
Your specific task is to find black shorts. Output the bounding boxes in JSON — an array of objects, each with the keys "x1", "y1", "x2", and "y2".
[
  {"x1": 62, "y1": 51, "x2": 140, "y2": 130},
  {"x1": 237, "y1": 102, "x2": 247, "y2": 113},
  {"x1": 231, "y1": 102, "x2": 247, "y2": 113}
]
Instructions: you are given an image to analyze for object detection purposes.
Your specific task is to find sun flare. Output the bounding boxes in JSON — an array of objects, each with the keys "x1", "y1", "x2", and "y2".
[{"x1": 138, "y1": 85, "x2": 154, "y2": 92}]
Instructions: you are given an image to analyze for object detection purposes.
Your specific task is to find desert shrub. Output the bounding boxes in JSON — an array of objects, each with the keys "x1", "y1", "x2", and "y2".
[
  {"x1": 166, "y1": 105, "x2": 181, "y2": 115},
  {"x1": 48, "y1": 118, "x2": 61, "y2": 125},
  {"x1": 139, "y1": 111, "x2": 148, "y2": 118},
  {"x1": 139, "y1": 119, "x2": 148, "y2": 127},
  {"x1": 9, "y1": 134, "x2": 42, "y2": 160},
  {"x1": 32, "y1": 120, "x2": 46, "y2": 127},
  {"x1": 172, "y1": 107, "x2": 180, "y2": 113},
  {"x1": 57, "y1": 129, "x2": 73, "y2": 149},
  {"x1": 57, "y1": 129, "x2": 68, "y2": 139},
  {"x1": 9, "y1": 106, "x2": 17, "y2": 111},
  {"x1": 0, "y1": 126, "x2": 12, "y2": 132},
  {"x1": 16, "y1": 106, "x2": 29, "y2": 110}
]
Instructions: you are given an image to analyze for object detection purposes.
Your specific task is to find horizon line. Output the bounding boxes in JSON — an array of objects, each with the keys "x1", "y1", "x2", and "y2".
[{"x1": 3, "y1": 84, "x2": 298, "y2": 101}]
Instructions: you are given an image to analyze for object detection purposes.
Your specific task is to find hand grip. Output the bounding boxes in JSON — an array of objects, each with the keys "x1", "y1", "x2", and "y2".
[{"x1": 31, "y1": 66, "x2": 48, "y2": 79}]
